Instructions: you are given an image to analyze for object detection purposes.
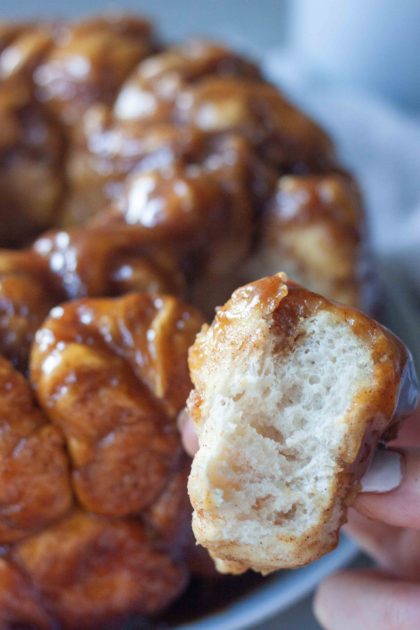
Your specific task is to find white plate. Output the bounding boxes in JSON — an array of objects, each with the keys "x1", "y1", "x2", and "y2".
[{"x1": 176, "y1": 536, "x2": 358, "y2": 630}]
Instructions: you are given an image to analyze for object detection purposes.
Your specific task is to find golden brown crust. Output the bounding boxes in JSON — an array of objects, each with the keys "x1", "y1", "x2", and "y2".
[
  {"x1": 30, "y1": 293, "x2": 203, "y2": 516},
  {"x1": 249, "y1": 174, "x2": 367, "y2": 306},
  {"x1": 0, "y1": 15, "x2": 157, "y2": 246},
  {"x1": 0, "y1": 558, "x2": 52, "y2": 629},
  {"x1": 34, "y1": 15, "x2": 156, "y2": 126},
  {"x1": 0, "y1": 79, "x2": 65, "y2": 246},
  {"x1": 64, "y1": 42, "x2": 333, "y2": 229},
  {"x1": 0, "y1": 249, "x2": 60, "y2": 370},
  {"x1": 0, "y1": 23, "x2": 53, "y2": 84},
  {"x1": 0, "y1": 229, "x2": 187, "y2": 372},
  {"x1": 13, "y1": 511, "x2": 188, "y2": 629},
  {"x1": 57, "y1": 37, "x2": 361, "y2": 311},
  {"x1": 0, "y1": 356, "x2": 72, "y2": 543},
  {"x1": 34, "y1": 226, "x2": 186, "y2": 299},
  {"x1": 176, "y1": 77, "x2": 334, "y2": 169},
  {"x1": 113, "y1": 39, "x2": 262, "y2": 126},
  {"x1": 0, "y1": 289, "x2": 204, "y2": 625},
  {"x1": 0, "y1": 20, "x2": 364, "y2": 309},
  {"x1": 62, "y1": 128, "x2": 259, "y2": 312}
]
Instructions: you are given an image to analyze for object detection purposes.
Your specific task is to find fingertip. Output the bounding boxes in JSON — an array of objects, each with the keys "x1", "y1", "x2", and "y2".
[
  {"x1": 313, "y1": 578, "x2": 327, "y2": 627},
  {"x1": 314, "y1": 569, "x2": 420, "y2": 630},
  {"x1": 177, "y1": 409, "x2": 198, "y2": 456},
  {"x1": 182, "y1": 418, "x2": 199, "y2": 456},
  {"x1": 313, "y1": 571, "x2": 346, "y2": 629},
  {"x1": 359, "y1": 449, "x2": 403, "y2": 494}
]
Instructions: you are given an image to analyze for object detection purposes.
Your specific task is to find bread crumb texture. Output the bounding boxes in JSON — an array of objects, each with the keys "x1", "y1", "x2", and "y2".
[{"x1": 187, "y1": 273, "x2": 417, "y2": 574}]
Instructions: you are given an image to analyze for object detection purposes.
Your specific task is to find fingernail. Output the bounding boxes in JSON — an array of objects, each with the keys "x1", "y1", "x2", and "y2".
[{"x1": 360, "y1": 449, "x2": 403, "y2": 493}]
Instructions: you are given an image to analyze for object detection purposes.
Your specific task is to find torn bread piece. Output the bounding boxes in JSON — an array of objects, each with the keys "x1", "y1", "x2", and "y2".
[{"x1": 187, "y1": 273, "x2": 419, "y2": 574}]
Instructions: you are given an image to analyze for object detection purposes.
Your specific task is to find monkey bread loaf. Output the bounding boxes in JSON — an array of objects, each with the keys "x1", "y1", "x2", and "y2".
[{"x1": 0, "y1": 11, "x2": 388, "y2": 630}]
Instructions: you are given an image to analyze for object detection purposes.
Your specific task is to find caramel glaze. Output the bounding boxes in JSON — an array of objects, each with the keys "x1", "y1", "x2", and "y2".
[
  {"x1": 33, "y1": 15, "x2": 157, "y2": 127},
  {"x1": 0, "y1": 79, "x2": 65, "y2": 246},
  {"x1": 0, "y1": 558, "x2": 53, "y2": 629},
  {"x1": 0, "y1": 19, "x2": 364, "y2": 319},
  {"x1": 63, "y1": 121, "x2": 267, "y2": 230},
  {"x1": 0, "y1": 291, "x2": 204, "y2": 628},
  {"x1": 64, "y1": 42, "x2": 336, "y2": 227},
  {"x1": 30, "y1": 293, "x2": 204, "y2": 516},
  {"x1": 0, "y1": 14, "x2": 157, "y2": 246},
  {"x1": 57, "y1": 37, "x2": 363, "y2": 317},
  {"x1": 0, "y1": 23, "x2": 52, "y2": 84},
  {"x1": 0, "y1": 16, "x2": 157, "y2": 126},
  {"x1": 112, "y1": 39, "x2": 262, "y2": 126},
  {"x1": 0, "y1": 249, "x2": 60, "y2": 371},
  {"x1": 12, "y1": 511, "x2": 188, "y2": 629},
  {"x1": 245, "y1": 172, "x2": 377, "y2": 310},
  {"x1": 0, "y1": 355, "x2": 72, "y2": 543},
  {"x1": 34, "y1": 226, "x2": 186, "y2": 300},
  {"x1": 0, "y1": 226, "x2": 187, "y2": 371}
]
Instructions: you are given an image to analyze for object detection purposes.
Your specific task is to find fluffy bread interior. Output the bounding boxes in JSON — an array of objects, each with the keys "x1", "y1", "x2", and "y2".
[{"x1": 188, "y1": 274, "x2": 409, "y2": 574}]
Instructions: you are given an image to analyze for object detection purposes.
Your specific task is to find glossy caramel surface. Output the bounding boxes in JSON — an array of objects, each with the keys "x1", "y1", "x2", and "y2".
[
  {"x1": 0, "y1": 80, "x2": 65, "y2": 245},
  {"x1": 0, "y1": 15, "x2": 362, "y2": 316},
  {"x1": 13, "y1": 511, "x2": 188, "y2": 628},
  {"x1": 0, "y1": 291, "x2": 204, "y2": 628}
]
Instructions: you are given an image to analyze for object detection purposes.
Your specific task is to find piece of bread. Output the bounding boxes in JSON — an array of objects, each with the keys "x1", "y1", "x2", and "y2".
[
  {"x1": 246, "y1": 173, "x2": 371, "y2": 309},
  {"x1": 187, "y1": 273, "x2": 419, "y2": 574}
]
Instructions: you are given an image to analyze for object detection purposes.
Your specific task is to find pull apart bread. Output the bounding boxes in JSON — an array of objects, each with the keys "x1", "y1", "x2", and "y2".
[{"x1": 187, "y1": 273, "x2": 419, "y2": 575}]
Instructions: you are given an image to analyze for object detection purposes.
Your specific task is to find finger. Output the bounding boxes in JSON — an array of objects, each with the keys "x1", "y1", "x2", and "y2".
[
  {"x1": 344, "y1": 509, "x2": 420, "y2": 580},
  {"x1": 177, "y1": 410, "x2": 198, "y2": 456},
  {"x1": 355, "y1": 447, "x2": 420, "y2": 529},
  {"x1": 314, "y1": 569, "x2": 420, "y2": 630},
  {"x1": 391, "y1": 407, "x2": 420, "y2": 447}
]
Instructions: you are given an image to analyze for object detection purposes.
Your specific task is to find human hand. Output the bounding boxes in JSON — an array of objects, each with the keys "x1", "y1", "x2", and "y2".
[
  {"x1": 179, "y1": 405, "x2": 420, "y2": 629},
  {"x1": 314, "y1": 403, "x2": 420, "y2": 630}
]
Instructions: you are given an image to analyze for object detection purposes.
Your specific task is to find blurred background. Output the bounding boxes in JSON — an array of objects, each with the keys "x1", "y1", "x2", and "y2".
[
  {"x1": 3, "y1": 1, "x2": 420, "y2": 628},
  {"x1": 4, "y1": 0, "x2": 420, "y2": 110},
  {"x1": 2, "y1": 0, "x2": 289, "y2": 51}
]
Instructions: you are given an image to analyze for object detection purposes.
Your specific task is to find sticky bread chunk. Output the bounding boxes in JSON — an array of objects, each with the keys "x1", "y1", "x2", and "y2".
[
  {"x1": 31, "y1": 293, "x2": 204, "y2": 516},
  {"x1": 0, "y1": 356, "x2": 71, "y2": 543},
  {"x1": 13, "y1": 511, "x2": 187, "y2": 629},
  {"x1": 248, "y1": 174, "x2": 367, "y2": 308},
  {"x1": 0, "y1": 558, "x2": 52, "y2": 629},
  {"x1": 0, "y1": 249, "x2": 60, "y2": 370},
  {"x1": 34, "y1": 15, "x2": 156, "y2": 126},
  {"x1": 113, "y1": 39, "x2": 262, "y2": 124},
  {"x1": 34, "y1": 226, "x2": 186, "y2": 299},
  {"x1": 0, "y1": 80, "x2": 65, "y2": 246},
  {"x1": 0, "y1": 288, "x2": 205, "y2": 626},
  {"x1": 0, "y1": 230, "x2": 184, "y2": 372},
  {"x1": 0, "y1": 23, "x2": 53, "y2": 83},
  {"x1": 187, "y1": 273, "x2": 419, "y2": 574}
]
